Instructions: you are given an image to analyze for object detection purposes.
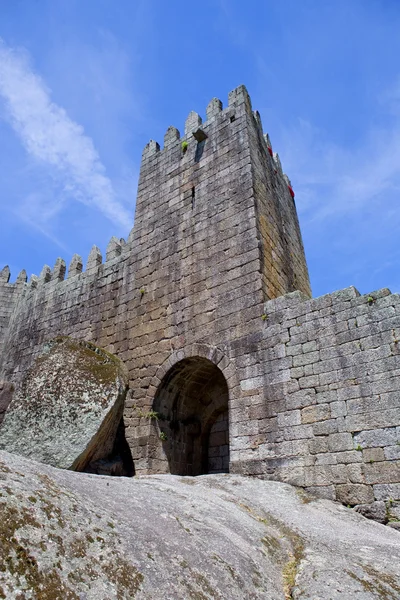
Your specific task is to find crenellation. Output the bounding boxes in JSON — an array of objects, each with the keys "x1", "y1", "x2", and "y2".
[
  {"x1": 264, "y1": 133, "x2": 272, "y2": 152},
  {"x1": 142, "y1": 139, "x2": 160, "y2": 159},
  {"x1": 184, "y1": 110, "x2": 202, "y2": 136},
  {"x1": 206, "y1": 97, "x2": 223, "y2": 121},
  {"x1": 0, "y1": 266, "x2": 10, "y2": 283},
  {"x1": 273, "y1": 152, "x2": 283, "y2": 174},
  {"x1": 253, "y1": 110, "x2": 263, "y2": 133},
  {"x1": 52, "y1": 258, "x2": 66, "y2": 282},
  {"x1": 39, "y1": 265, "x2": 51, "y2": 283},
  {"x1": 16, "y1": 269, "x2": 27, "y2": 284},
  {"x1": 86, "y1": 245, "x2": 102, "y2": 272},
  {"x1": 228, "y1": 84, "x2": 252, "y2": 110},
  {"x1": 163, "y1": 126, "x2": 180, "y2": 148},
  {"x1": 106, "y1": 236, "x2": 122, "y2": 261},
  {"x1": 68, "y1": 254, "x2": 83, "y2": 278},
  {"x1": 29, "y1": 274, "x2": 38, "y2": 289}
]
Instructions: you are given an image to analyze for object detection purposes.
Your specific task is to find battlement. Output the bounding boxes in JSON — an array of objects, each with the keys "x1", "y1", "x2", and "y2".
[
  {"x1": 134, "y1": 84, "x2": 311, "y2": 302},
  {"x1": 1, "y1": 236, "x2": 128, "y2": 293},
  {"x1": 140, "y1": 85, "x2": 295, "y2": 202}
]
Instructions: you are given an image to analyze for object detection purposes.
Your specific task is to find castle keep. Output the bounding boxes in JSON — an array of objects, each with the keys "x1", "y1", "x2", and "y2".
[{"x1": 0, "y1": 85, "x2": 399, "y2": 511}]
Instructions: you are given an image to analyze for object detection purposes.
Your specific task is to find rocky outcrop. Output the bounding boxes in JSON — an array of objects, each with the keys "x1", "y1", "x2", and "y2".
[
  {"x1": 0, "y1": 450, "x2": 399, "y2": 599},
  {"x1": 0, "y1": 338, "x2": 128, "y2": 471}
]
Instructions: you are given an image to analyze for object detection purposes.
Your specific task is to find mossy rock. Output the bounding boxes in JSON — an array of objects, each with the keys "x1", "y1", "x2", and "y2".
[{"x1": 0, "y1": 337, "x2": 128, "y2": 471}]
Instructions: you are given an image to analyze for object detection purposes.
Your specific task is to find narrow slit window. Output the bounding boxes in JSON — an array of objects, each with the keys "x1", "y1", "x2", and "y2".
[{"x1": 191, "y1": 187, "x2": 195, "y2": 209}]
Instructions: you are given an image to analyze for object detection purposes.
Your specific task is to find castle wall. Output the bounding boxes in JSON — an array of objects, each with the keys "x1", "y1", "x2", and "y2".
[
  {"x1": 0, "y1": 267, "x2": 27, "y2": 422},
  {"x1": 229, "y1": 286, "x2": 400, "y2": 509},
  {"x1": 0, "y1": 267, "x2": 25, "y2": 359},
  {"x1": 247, "y1": 110, "x2": 311, "y2": 299},
  {"x1": 0, "y1": 275, "x2": 15, "y2": 360},
  {"x1": 0, "y1": 246, "x2": 131, "y2": 388}
]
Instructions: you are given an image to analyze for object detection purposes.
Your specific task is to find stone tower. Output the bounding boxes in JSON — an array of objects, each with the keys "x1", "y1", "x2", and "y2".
[{"x1": 126, "y1": 84, "x2": 311, "y2": 474}]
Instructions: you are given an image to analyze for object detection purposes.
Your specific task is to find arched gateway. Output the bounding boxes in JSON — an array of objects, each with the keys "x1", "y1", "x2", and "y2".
[{"x1": 151, "y1": 357, "x2": 230, "y2": 476}]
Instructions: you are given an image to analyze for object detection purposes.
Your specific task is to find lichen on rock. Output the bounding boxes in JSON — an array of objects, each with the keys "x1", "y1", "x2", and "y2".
[
  {"x1": 0, "y1": 337, "x2": 128, "y2": 472},
  {"x1": 1, "y1": 450, "x2": 400, "y2": 599}
]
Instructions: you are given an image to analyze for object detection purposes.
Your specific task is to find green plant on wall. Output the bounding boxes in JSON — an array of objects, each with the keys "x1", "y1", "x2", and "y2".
[
  {"x1": 145, "y1": 410, "x2": 159, "y2": 420},
  {"x1": 181, "y1": 140, "x2": 188, "y2": 153},
  {"x1": 159, "y1": 431, "x2": 167, "y2": 441},
  {"x1": 133, "y1": 406, "x2": 159, "y2": 420}
]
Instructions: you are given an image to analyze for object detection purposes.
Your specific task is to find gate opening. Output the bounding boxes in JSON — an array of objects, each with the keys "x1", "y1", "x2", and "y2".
[{"x1": 152, "y1": 357, "x2": 229, "y2": 476}]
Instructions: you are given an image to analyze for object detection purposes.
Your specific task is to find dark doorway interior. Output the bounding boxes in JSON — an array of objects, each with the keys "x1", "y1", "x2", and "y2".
[{"x1": 152, "y1": 357, "x2": 230, "y2": 476}]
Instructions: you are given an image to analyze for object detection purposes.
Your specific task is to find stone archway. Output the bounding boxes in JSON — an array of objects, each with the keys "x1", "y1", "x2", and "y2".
[{"x1": 151, "y1": 356, "x2": 230, "y2": 476}]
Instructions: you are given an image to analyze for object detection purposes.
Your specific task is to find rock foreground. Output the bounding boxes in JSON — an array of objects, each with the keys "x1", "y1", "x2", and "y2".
[
  {"x1": 0, "y1": 451, "x2": 399, "y2": 600},
  {"x1": 0, "y1": 338, "x2": 127, "y2": 471}
]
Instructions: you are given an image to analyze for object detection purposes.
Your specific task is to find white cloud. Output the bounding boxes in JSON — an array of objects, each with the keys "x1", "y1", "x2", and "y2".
[
  {"x1": 278, "y1": 100, "x2": 400, "y2": 225},
  {"x1": 0, "y1": 39, "x2": 131, "y2": 229}
]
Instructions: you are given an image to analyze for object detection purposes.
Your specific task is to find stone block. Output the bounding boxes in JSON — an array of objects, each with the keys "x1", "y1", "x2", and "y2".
[
  {"x1": 346, "y1": 409, "x2": 400, "y2": 432},
  {"x1": 336, "y1": 484, "x2": 374, "y2": 506},
  {"x1": 285, "y1": 389, "x2": 316, "y2": 411},
  {"x1": 347, "y1": 464, "x2": 366, "y2": 483},
  {"x1": 277, "y1": 410, "x2": 301, "y2": 427},
  {"x1": 301, "y1": 404, "x2": 330, "y2": 424},
  {"x1": 335, "y1": 450, "x2": 363, "y2": 464},
  {"x1": 330, "y1": 400, "x2": 347, "y2": 418},
  {"x1": 304, "y1": 466, "x2": 332, "y2": 487},
  {"x1": 374, "y1": 483, "x2": 400, "y2": 501},
  {"x1": 386, "y1": 500, "x2": 400, "y2": 520},
  {"x1": 354, "y1": 501, "x2": 387, "y2": 524},
  {"x1": 354, "y1": 428, "x2": 398, "y2": 449},
  {"x1": 293, "y1": 352, "x2": 319, "y2": 368},
  {"x1": 327, "y1": 432, "x2": 353, "y2": 452},
  {"x1": 384, "y1": 445, "x2": 400, "y2": 460},
  {"x1": 364, "y1": 461, "x2": 400, "y2": 484},
  {"x1": 304, "y1": 485, "x2": 336, "y2": 501},
  {"x1": 312, "y1": 419, "x2": 339, "y2": 436},
  {"x1": 362, "y1": 447, "x2": 385, "y2": 463},
  {"x1": 315, "y1": 453, "x2": 337, "y2": 465},
  {"x1": 308, "y1": 437, "x2": 328, "y2": 455},
  {"x1": 283, "y1": 424, "x2": 314, "y2": 441},
  {"x1": 302, "y1": 340, "x2": 318, "y2": 353}
]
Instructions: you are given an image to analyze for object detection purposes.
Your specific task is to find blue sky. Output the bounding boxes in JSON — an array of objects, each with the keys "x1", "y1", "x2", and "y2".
[{"x1": 0, "y1": 0, "x2": 400, "y2": 297}]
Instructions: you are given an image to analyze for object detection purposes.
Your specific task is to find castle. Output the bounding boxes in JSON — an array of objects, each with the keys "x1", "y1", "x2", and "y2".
[{"x1": 0, "y1": 85, "x2": 399, "y2": 512}]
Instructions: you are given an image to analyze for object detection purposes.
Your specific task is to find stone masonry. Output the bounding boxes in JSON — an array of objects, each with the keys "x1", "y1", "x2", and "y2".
[{"x1": 0, "y1": 85, "x2": 399, "y2": 515}]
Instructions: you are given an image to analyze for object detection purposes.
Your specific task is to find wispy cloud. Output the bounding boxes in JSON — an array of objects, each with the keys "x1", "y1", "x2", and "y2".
[
  {"x1": 279, "y1": 89, "x2": 400, "y2": 225},
  {"x1": 0, "y1": 39, "x2": 131, "y2": 229}
]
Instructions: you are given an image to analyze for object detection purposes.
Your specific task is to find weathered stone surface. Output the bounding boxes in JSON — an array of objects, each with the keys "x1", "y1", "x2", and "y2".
[
  {"x1": 336, "y1": 484, "x2": 375, "y2": 506},
  {"x1": 387, "y1": 500, "x2": 400, "y2": 521},
  {"x1": 0, "y1": 338, "x2": 128, "y2": 471},
  {"x1": 1, "y1": 450, "x2": 400, "y2": 600},
  {"x1": 354, "y1": 501, "x2": 387, "y2": 524},
  {"x1": 0, "y1": 381, "x2": 14, "y2": 426}
]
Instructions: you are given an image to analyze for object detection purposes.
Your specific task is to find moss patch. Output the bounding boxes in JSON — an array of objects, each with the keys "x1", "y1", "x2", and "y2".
[
  {"x1": 237, "y1": 502, "x2": 305, "y2": 599},
  {"x1": 0, "y1": 465, "x2": 144, "y2": 598},
  {"x1": 0, "y1": 502, "x2": 79, "y2": 600},
  {"x1": 344, "y1": 564, "x2": 400, "y2": 600}
]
